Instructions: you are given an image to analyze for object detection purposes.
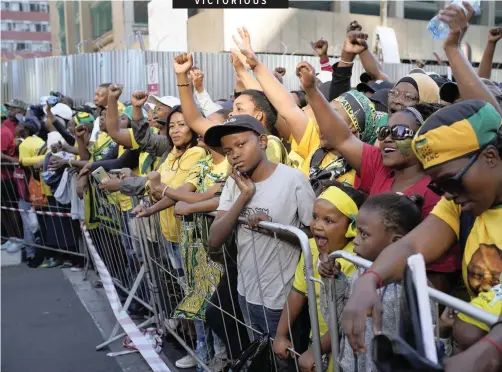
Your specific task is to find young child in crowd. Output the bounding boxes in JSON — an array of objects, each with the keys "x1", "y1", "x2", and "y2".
[
  {"x1": 205, "y1": 114, "x2": 316, "y2": 340},
  {"x1": 319, "y1": 192, "x2": 424, "y2": 372},
  {"x1": 273, "y1": 182, "x2": 366, "y2": 372}
]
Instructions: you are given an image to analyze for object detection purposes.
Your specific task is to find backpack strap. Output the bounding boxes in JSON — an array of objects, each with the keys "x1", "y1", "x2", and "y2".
[
  {"x1": 458, "y1": 211, "x2": 476, "y2": 253},
  {"x1": 309, "y1": 147, "x2": 328, "y2": 170},
  {"x1": 37, "y1": 143, "x2": 47, "y2": 156}
]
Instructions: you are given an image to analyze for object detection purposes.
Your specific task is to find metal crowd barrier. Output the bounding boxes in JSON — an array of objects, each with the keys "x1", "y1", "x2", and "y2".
[
  {"x1": 325, "y1": 250, "x2": 499, "y2": 371},
  {"x1": 1, "y1": 163, "x2": 88, "y2": 270}
]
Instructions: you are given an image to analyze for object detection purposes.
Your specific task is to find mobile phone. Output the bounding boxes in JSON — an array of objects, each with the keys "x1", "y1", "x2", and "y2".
[
  {"x1": 47, "y1": 96, "x2": 59, "y2": 105},
  {"x1": 91, "y1": 166, "x2": 110, "y2": 184}
]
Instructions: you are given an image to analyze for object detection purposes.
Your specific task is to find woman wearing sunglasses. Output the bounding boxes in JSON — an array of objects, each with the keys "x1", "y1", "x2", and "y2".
[{"x1": 296, "y1": 62, "x2": 461, "y2": 288}]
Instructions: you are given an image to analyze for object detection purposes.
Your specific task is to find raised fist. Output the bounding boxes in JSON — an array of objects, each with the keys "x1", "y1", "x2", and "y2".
[
  {"x1": 296, "y1": 61, "x2": 316, "y2": 90},
  {"x1": 108, "y1": 84, "x2": 123, "y2": 100},
  {"x1": 131, "y1": 91, "x2": 149, "y2": 107},
  {"x1": 174, "y1": 53, "x2": 194, "y2": 75}
]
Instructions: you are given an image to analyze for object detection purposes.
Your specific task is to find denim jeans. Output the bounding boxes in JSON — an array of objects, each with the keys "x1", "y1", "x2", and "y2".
[
  {"x1": 18, "y1": 199, "x2": 37, "y2": 258},
  {"x1": 194, "y1": 319, "x2": 227, "y2": 362},
  {"x1": 160, "y1": 235, "x2": 183, "y2": 274},
  {"x1": 238, "y1": 294, "x2": 283, "y2": 341}
]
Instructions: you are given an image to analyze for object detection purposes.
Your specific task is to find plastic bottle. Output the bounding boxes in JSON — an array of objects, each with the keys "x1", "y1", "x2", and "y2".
[
  {"x1": 427, "y1": 0, "x2": 481, "y2": 40},
  {"x1": 195, "y1": 337, "x2": 209, "y2": 372}
]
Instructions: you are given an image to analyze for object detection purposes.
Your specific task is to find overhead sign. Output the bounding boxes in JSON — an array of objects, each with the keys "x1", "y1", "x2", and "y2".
[{"x1": 147, "y1": 63, "x2": 159, "y2": 96}]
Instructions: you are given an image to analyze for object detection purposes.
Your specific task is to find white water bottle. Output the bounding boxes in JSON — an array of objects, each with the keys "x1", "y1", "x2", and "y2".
[{"x1": 427, "y1": 0, "x2": 481, "y2": 40}]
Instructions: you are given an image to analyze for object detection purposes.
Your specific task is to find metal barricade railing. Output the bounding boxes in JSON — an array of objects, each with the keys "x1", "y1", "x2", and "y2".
[
  {"x1": 1, "y1": 163, "x2": 88, "y2": 271},
  {"x1": 325, "y1": 250, "x2": 499, "y2": 370},
  {"x1": 84, "y1": 177, "x2": 162, "y2": 350},
  {"x1": 133, "y1": 193, "x2": 325, "y2": 372}
]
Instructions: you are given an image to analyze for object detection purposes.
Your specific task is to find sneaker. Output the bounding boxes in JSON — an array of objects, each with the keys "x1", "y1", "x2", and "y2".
[
  {"x1": 59, "y1": 261, "x2": 72, "y2": 269},
  {"x1": 208, "y1": 357, "x2": 229, "y2": 372},
  {"x1": 175, "y1": 354, "x2": 197, "y2": 369},
  {"x1": 1, "y1": 240, "x2": 14, "y2": 250},
  {"x1": 6, "y1": 241, "x2": 23, "y2": 253},
  {"x1": 39, "y1": 257, "x2": 58, "y2": 268}
]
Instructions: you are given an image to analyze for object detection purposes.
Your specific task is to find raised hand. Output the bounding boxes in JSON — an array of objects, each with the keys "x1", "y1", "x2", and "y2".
[
  {"x1": 108, "y1": 84, "x2": 123, "y2": 100},
  {"x1": 131, "y1": 91, "x2": 149, "y2": 107},
  {"x1": 190, "y1": 69, "x2": 204, "y2": 92},
  {"x1": 343, "y1": 30, "x2": 368, "y2": 55},
  {"x1": 274, "y1": 67, "x2": 286, "y2": 76},
  {"x1": 347, "y1": 20, "x2": 363, "y2": 33},
  {"x1": 311, "y1": 39, "x2": 328, "y2": 58},
  {"x1": 75, "y1": 125, "x2": 88, "y2": 139},
  {"x1": 232, "y1": 27, "x2": 259, "y2": 69},
  {"x1": 173, "y1": 53, "x2": 194, "y2": 75},
  {"x1": 296, "y1": 61, "x2": 317, "y2": 90},
  {"x1": 439, "y1": 1, "x2": 474, "y2": 49},
  {"x1": 488, "y1": 27, "x2": 502, "y2": 44}
]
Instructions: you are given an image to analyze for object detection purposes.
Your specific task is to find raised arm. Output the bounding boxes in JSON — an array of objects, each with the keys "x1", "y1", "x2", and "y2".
[
  {"x1": 91, "y1": 149, "x2": 139, "y2": 171},
  {"x1": 478, "y1": 28, "x2": 502, "y2": 79},
  {"x1": 75, "y1": 126, "x2": 90, "y2": 161},
  {"x1": 191, "y1": 69, "x2": 223, "y2": 116},
  {"x1": 130, "y1": 91, "x2": 170, "y2": 157},
  {"x1": 233, "y1": 27, "x2": 309, "y2": 144},
  {"x1": 106, "y1": 85, "x2": 134, "y2": 148},
  {"x1": 440, "y1": 3, "x2": 502, "y2": 114},
  {"x1": 230, "y1": 49, "x2": 262, "y2": 91},
  {"x1": 298, "y1": 61, "x2": 364, "y2": 173},
  {"x1": 174, "y1": 53, "x2": 217, "y2": 137}
]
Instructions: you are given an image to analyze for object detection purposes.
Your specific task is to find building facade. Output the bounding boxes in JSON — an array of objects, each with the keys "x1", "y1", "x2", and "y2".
[
  {"x1": 1, "y1": 0, "x2": 51, "y2": 60},
  {"x1": 187, "y1": 0, "x2": 502, "y2": 64},
  {"x1": 49, "y1": 0, "x2": 149, "y2": 56}
]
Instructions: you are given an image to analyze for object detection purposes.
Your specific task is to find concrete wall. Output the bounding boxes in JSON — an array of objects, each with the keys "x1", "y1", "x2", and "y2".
[{"x1": 187, "y1": 8, "x2": 502, "y2": 64}]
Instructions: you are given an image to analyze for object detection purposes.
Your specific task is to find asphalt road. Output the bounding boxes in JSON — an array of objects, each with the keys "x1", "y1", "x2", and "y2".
[{"x1": 1, "y1": 264, "x2": 122, "y2": 372}]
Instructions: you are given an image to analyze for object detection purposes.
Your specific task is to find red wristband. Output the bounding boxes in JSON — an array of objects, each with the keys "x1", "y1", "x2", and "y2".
[
  {"x1": 363, "y1": 270, "x2": 383, "y2": 288},
  {"x1": 481, "y1": 337, "x2": 502, "y2": 354}
]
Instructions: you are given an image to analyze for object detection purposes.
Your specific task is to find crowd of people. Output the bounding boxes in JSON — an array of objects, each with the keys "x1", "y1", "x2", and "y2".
[{"x1": 1, "y1": 3, "x2": 501, "y2": 372}]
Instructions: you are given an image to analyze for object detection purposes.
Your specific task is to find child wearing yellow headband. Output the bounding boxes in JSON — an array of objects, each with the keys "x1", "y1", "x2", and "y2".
[{"x1": 273, "y1": 182, "x2": 366, "y2": 372}]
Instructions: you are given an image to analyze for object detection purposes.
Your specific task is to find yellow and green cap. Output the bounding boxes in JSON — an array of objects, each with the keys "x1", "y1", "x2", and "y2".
[
  {"x1": 74, "y1": 111, "x2": 95, "y2": 126},
  {"x1": 412, "y1": 100, "x2": 501, "y2": 170}
]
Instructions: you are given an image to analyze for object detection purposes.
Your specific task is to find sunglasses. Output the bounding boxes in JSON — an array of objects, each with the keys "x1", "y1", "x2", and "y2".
[
  {"x1": 377, "y1": 124, "x2": 415, "y2": 141},
  {"x1": 427, "y1": 152, "x2": 480, "y2": 196}
]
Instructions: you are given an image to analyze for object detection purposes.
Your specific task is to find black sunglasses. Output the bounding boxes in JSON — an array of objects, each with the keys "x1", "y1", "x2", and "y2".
[
  {"x1": 377, "y1": 124, "x2": 415, "y2": 141},
  {"x1": 427, "y1": 152, "x2": 480, "y2": 196}
]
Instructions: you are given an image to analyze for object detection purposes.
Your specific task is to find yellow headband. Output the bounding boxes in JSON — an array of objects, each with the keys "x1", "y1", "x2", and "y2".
[{"x1": 318, "y1": 186, "x2": 358, "y2": 238}]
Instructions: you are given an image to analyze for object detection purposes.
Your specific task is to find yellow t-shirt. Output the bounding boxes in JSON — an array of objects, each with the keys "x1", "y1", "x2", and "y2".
[
  {"x1": 431, "y1": 198, "x2": 502, "y2": 300},
  {"x1": 19, "y1": 136, "x2": 45, "y2": 166},
  {"x1": 158, "y1": 146, "x2": 206, "y2": 242},
  {"x1": 291, "y1": 119, "x2": 320, "y2": 160},
  {"x1": 457, "y1": 283, "x2": 502, "y2": 332},
  {"x1": 185, "y1": 155, "x2": 230, "y2": 193},
  {"x1": 292, "y1": 239, "x2": 356, "y2": 371},
  {"x1": 266, "y1": 135, "x2": 290, "y2": 166}
]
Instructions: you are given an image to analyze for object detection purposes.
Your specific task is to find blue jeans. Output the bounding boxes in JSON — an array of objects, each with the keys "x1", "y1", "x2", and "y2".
[
  {"x1": 160, "y1": 235, "x2": 183, "y2": 274},
  {"x1": 18, "y1": 199, "x2": 37, "y2": 258},
  {"x1": 238, "y1": 294, "x2": 282, "y2": 341}
]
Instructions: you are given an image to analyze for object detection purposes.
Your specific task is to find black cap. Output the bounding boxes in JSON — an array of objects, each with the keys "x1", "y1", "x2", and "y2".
[
  {"x1": 370, "y1": 88, "x2": 390, "y2": 110},
  {"x1": 357, "y1": 80, "x2": 394, "y2": 94},
  {"x1": 15, "y1": 114, "x2": 40, "y2": 134},
  {"x1": 360, "y1": 72, "x2": 373, "y2": 84},
  {"x1": 439, "y1": 82, "x2": 460, "y2": 104},
  {"x1": 204, "y1": 115, "x2": 265, "y2": 147},
  {"x1": 427, "y1": 73, "x2": 450, "y2": 88}
]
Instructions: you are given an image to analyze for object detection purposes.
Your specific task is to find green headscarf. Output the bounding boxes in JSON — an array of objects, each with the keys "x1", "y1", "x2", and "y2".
[{"x1": 335, "y1": 90, "x2": 377, "y2": 144}]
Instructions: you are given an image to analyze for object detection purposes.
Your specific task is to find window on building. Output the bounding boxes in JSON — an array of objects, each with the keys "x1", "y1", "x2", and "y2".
[
  {"x1": 16, "y1": 42, "x2": 27, "y2": 51},
  {"x1": 40, "y1": 4, "x2": 48, "y2": 12},
  {"x1": 1, "y1": 2, "x2": 10, "y2": 11},
  {"x1": 187, "y1": 9, "x2": 199, "y2": 18},
  {"x1": 91, "y1": 1, "x2": 113, "y2": 39},
  {"x1": 21, "y1": 3, "x2": 30, "y2": 12},
  {"x1": 42, "y1": 24, "x2": 49, "y2": 32},
  {"x1": 288, "y1": 1, "x2": 333, "y2": 12},
  {"x1": 10, "y1": 2, "x2": 20, "y2": 11},
  {"x1": 134, "y1": 1, "x2": 148, "y2": 24},
  {"x1": 350, "y1": 0, "x2": 380, "y2": 16},
  {"x1": 1, "y1": 23, "x2": 8, "y2": 31},
  {"x1": 404, "y1": 1, "x2": 440, "y2": 21},
  {"x1": 30, "y1": 3, "x2": 40, "y2": 12}
]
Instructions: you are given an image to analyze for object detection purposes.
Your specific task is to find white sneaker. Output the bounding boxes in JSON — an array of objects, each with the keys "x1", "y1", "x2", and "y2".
[
  {"x1": 208, "y1": 357, "x2": 229, "y2": 372},
  {"x1": 175, "y1": 354, "x2": 197, "y2": 368},
  {"x1": 1, "y1": 240, "x2": 15, "y2": 251},
  {"x1": 7, "y1": 241, "x2": 23, "y2": 253}
]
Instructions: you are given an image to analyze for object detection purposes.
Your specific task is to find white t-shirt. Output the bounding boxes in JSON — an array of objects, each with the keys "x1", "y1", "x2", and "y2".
[{"x1": 217, "y1": 163, "x2": 315, "y2": 309}]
